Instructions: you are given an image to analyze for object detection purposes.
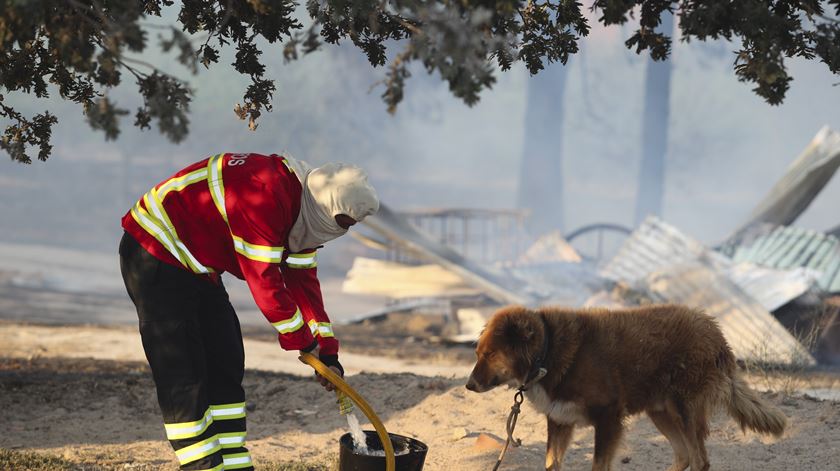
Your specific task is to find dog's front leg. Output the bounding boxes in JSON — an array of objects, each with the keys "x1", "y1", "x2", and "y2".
[
  {"x1": 546, "y1": 418, "x2": 574, "y2": 470},
  {"x1": 591, "y1": 414, "x2": 623, "y2": 471}
]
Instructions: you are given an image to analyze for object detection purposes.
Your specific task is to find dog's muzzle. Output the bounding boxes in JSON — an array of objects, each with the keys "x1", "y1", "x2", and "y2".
[{"x1": 466, "y1": 374, "x2": 498, "y2": 393}]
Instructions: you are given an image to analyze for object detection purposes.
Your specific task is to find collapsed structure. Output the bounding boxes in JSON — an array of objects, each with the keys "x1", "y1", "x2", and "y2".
[{"x1": 344, "y1": 127, "x2": 840, "y2": 366}]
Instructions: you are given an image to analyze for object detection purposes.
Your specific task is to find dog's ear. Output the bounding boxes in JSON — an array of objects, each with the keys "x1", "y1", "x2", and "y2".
[{"x1": 502, "y1": 313, "x2": 535, "y2": 343}]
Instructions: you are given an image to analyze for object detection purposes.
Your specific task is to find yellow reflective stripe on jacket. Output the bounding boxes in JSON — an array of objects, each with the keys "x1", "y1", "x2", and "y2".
[
  {"x1": 285, "y1": 251, "x2": 317, "y2": 269},
  {"x1": 132, "y1": 202, "x2": 209, "y2": 274},
  {"x1": 223, "y1": 451, "x2": 253, "y2": 470},
  {"x1": 207, "y1": 154, "x2": 228, "y2": 223},
  {"x1": 131, "y1": 164, "x2": 214, "y2": 275},
  {"x1": 272, "y1": 308, "x2": 304, "y2": 334},
  {"x1": 164, "y1": 408, "x2": 213, "y2": 440},
  {"x1": 157, "y1": 167, "x2": 208, "y2": 198},
  {"x1": 130, "y1": 203, "x2": 188, "y2": 267},
  {"x1": 217, "y1": 431, "x2": 247, "y2": 448},
  {"x1": 209, "y1": 402, "x2": 247, "y2": 420},
  {"x1": 207, "y1": 154, "x2": 286, "y2": 264},
  {"x1": 232, "y1": 235, "x2": 284, "y2": 263},
  {"x1": 308, "y1": 320, "x2": 334, "y2": 338},
  {"x1": 143, "y1": 190, "x2": 212, "y2": 274},
  {"x1": 175, "y1": 436, "x2": 221, "y2": 465}
]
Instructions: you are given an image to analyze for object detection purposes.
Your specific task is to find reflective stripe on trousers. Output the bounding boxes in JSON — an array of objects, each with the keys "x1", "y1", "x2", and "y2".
[
  {"x1": 210, "y1": 401, "x2": 252, "y2": 470},
  {"x1": 164, "y1": 402, "x2": 252, "y2": 470}
]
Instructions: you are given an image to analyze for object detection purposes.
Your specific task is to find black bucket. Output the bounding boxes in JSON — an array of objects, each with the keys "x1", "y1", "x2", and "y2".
[{"x1": 338, "y1": 431, "x2": 428, "y2": 471}]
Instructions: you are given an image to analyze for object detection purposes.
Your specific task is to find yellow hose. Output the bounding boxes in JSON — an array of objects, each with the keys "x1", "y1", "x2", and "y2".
[{"x1": 299, "y1": 353, "x2": 396, "y2": 471}]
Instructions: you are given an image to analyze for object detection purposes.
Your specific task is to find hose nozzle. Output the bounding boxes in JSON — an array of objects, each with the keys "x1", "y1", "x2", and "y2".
[{"x1": 337, "y1": 391, "x2": 354, "y2": 415}]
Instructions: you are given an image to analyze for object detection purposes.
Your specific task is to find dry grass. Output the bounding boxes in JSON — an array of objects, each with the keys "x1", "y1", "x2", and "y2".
[
  {"x1": 262, "y1": 458, "x2": 335, "y2": 471},
  {"x1": 0, "y1": 448, "x2": 98, "y2": 471},
  {"x1": 0, "y1": 448, "x2": 334, "y2": 471},
  {"x1": 742, "y1": 305, "x2": 833, "y2": 397}
]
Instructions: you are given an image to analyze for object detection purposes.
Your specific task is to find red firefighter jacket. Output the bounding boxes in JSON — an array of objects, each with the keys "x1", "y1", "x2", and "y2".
[{"x1": 121, "y1": 153, "x2": 338, "y2": 355}]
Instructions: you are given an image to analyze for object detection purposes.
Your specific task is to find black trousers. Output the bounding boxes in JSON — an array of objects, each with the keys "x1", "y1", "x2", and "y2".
[{"x1": 119, "y1": 232, "x2": 254, "y2": 470}]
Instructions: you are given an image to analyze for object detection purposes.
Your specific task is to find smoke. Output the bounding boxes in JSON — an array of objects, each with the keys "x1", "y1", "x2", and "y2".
[{"x1": 1, "y1": 13, "x2": 839, "y2": 264}]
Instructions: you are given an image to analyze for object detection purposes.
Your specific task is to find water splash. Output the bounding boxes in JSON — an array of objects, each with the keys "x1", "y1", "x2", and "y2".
[
  {"x1": 346, "y1": 413, "x2": 369, "y2": 454},
  {"x1": 346, "y1": 412, "x2": 410, "y2": 457}
]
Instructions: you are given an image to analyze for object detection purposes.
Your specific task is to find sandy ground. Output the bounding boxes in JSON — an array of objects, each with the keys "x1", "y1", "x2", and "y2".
[
  {"x1": 0, "y1": 321, "x2": 470, "y2": 378},
  {"x1": 2, "y1": 322, "x2": 840, "y2": 470}
]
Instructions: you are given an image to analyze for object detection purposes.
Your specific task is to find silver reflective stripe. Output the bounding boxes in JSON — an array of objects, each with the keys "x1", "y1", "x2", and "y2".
[
  {"x1": 158, "y1": 169, "x2": 208, "y2": 196},
  {"x1": 211, "y1": 405, "x2": 246, "y2": 418},
  {"x1": 144, "y1": 191, "x2": 211, "y2": 274},
  {"x1": 285, "y1": 252, "x2": 317, "y2": 268},
  {"x1": 233, "y1": 237, "x2": 284, "y2": 262},
  {"x1": 272, "y1": 309, "x2": 304, "y2": 334},
  {"x1": 287, "y1": 255, "x2": 315, "y2": 265},
  {"x1": 309, "y1": 322, "x2": 333, "y2": 337},
  {"x1": 173, "y1": 239, "x2": 212, "y2": 274},
  {"x1": 208, "y1": 154, "x2": 228, "y2": 221},
  {"x1": 164, "y1": 409, "x2": 213, "y2": 440},
  {"x1": 224, "y1": 456, "x2": 252, "y2": 466},
  {"x1": 166, "y1": 420, "x2": 209, "y2": 439},
  {"x1": 317, "y1": 325, "x2": 333, "y2": 336},
  {"x1": 175, "y1": 438, "x2": 220, "y2": 464},
  {"x1": 219, "y1": 435, "x2": 245, "y2": 446},
  {"x1": 307, "y1": 319, "x2": 334, "y2": 338},
  {"x1": 132, "y1": 206, "x2": 181, "y2": 259}
]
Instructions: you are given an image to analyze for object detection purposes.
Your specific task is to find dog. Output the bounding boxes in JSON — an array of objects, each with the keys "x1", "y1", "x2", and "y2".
[{"x1": 465, "y1": 305, "x2": 787, "y2": 471}]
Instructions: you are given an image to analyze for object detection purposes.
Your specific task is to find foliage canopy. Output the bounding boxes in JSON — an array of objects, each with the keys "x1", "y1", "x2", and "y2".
[{"x1": 1, "y1": 0, "x2": 839, "y2": 163}]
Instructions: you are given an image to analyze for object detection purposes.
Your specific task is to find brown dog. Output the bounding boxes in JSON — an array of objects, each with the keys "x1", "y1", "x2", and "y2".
[{"x1": 466, "y1": 305, "x2": 786, "y2": 471}]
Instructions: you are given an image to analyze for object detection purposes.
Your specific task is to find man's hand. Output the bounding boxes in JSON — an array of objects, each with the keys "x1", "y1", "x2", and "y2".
[
  {"x1": 316, "y1": 366, "x2": 342, "y2": 392},
  {"x1": 300, "y1": 342, "x2": 343, "y2": 392},
  {"x1": 302, "y1": 342, "x2": 320, "y2": 358}
]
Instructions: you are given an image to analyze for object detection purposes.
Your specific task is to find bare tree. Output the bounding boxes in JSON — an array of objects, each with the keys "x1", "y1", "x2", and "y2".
[
  {"x1": 518, "y1": 62, "x2": 569, "y2": 236},
  {"x1": 634, "y1": 11, "x2": 675, "y2": 224}
]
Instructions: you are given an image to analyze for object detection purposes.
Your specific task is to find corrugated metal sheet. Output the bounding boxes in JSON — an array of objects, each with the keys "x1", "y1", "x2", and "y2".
[
  {"x1": 602, "y1": 217, "x2": 816, "y2": 365},
  {"x1": 728, "y1": 126, "x2": 840, "y2": 236},
  {"x1": 600, "y1": 217, "x2": 721, "y2": 282},
  {"x1": 645, "y1": 263, "x2": 815, "y2": 365},
  {"x1": 724, "y1": 263, "x2": 818, "y2": 312},
  {"x1": 724, "y1": 226, "x2": 840, "y2": 293},
  {"x1": 603, "y1": 217, "x2": 819, "y2": 310}
]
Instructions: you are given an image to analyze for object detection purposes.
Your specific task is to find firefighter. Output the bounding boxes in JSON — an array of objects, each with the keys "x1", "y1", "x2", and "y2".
[{"x1": 118, "y1": 153, "x2": 379, "y2": 470}]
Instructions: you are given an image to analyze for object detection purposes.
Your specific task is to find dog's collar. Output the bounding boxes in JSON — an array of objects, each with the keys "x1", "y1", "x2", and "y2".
[{"x1": 519, "y1": 313, "x2": 550, "y2": 392}]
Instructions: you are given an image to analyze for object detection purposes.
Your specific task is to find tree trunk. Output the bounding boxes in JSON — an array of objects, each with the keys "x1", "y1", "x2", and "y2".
[
  {"x1": 517, "y1": 62, "x2": 568, "y2": 236},
  {"x1": 634, "y1": 12, "x2": 675, "y2": 225}
]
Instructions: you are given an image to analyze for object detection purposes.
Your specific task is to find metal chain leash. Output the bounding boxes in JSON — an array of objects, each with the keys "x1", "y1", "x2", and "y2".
[{"x1": 492, "y1": 389, "x2": 525, "y2": 471}]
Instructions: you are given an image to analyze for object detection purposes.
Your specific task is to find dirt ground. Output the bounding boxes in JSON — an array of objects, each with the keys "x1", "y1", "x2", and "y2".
[{"x1": 2, "y1": 321, "x2": 840, "y2": 471}]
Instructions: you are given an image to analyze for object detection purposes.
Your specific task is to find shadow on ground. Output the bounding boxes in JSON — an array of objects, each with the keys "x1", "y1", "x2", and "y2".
[{"x1": 0, "y1": 356, "x2": 463, "y2": 450}]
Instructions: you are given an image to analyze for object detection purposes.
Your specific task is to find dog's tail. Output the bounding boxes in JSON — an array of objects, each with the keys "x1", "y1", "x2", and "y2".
[{"x1": 726, "y1": 374, "x2": 786, "y2": 437}]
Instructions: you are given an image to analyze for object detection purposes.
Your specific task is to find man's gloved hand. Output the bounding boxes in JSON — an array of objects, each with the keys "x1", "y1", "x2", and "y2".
[
  {"x1": 300, "y1": 341, "x2": 343, "y2": 392},
  {"x1": 301, "y1": 340, "x2": 319, "y2": 355}
]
